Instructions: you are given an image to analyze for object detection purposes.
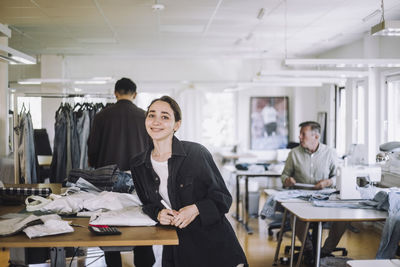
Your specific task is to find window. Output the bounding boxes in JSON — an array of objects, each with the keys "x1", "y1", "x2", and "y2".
[
  {"x1": 353, "y1": 81, "x2": 365, "y2": 144},
  {"x1": 335, "y1": 87, "x2": 346, "y2": 156},
  {"x1": 386, "y1": 75, "x2": 400, "y2": 142},
  {"x1": 201, "y1": 92, "x2": 235, "y2": 148}
]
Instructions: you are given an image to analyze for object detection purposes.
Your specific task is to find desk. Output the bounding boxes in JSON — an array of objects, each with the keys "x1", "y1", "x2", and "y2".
[
  {"x1": 347, "y1": 259, "x2": 400, "y2": 267},
  {"x1": 225, "y1": 165, "x2": 281, "y2": 234},
  {"x1": 0, "y1": 184, "x2": 178, "y2": 267},
  {"x1": 217, "y1": 151, "x2": 256, "y2": 165},
  {"x1": 282, "y1": 202, "x2": 387, "y2": 267}
]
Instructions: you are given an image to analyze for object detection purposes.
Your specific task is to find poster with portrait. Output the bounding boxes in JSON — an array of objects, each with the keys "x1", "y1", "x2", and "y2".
[{"x1": 250, "y1": 96, "x2": 289, "y2": 150}]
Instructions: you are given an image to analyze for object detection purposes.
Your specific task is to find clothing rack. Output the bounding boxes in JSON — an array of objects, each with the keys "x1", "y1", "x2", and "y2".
[{"x1": 12, "y1": 93, "x2": 114, "y2": 183}]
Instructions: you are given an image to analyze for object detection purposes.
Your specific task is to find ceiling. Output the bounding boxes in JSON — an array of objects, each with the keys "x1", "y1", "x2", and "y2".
[{"x1": 2, "y1": 0, "x2": 400, "y2": 60}]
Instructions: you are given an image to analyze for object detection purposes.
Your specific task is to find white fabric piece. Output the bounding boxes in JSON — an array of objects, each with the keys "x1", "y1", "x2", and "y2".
[
  {"x1": 0, "y1": 180, "x2": 4, "y2": 187},
  {"x1": 83, "y1": 191, "x2": 142, "y2": 211},
  {"x1": 38, "y1": 190, "x2": 142, "y2": 215},
  {"x1": 40, "y1": 191, "x2": 97, "y2": 215},
  {"x1": 153, "y1": 245, "x2": 163, "y2": 267},
  {"x1": 0, "y1": 214, "x2": 41, "y2": 236},
  {"x1": 23, "y1": 214, "x2": 74, "y2": 239},
  {"x1": 89, "y1": 206, "x2": 157, "y2": 226},
  {"x1": 25, "y1": 195, "x2": 52, "y2": 211}
]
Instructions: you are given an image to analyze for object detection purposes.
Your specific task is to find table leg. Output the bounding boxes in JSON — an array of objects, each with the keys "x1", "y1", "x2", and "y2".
[
  {"x1": 244, "y1": 176, "x2": 253, "y2": 234},
  {"x1": 289, "y1": 215, "x2": 296, "y2": 267},
  {"x1": 315, "y1": 222, "x2": 322, "y2": 267},
  {"x1": 296, "y1": 221, "x2": 310, "y2": 267},
  {"x1": 50, "y1": 247, "x2": 66, "y2": 267},
  {"x1": 273, "y1": 209, "x2": 288, "y2": 266},
  {"x1": 233, "y1": 173, "x2": 241, "y2": 221}
]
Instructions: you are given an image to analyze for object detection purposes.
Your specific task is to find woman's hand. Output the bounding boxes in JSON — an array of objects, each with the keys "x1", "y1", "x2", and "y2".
[
  {"x1": 172, "y1": 204, "x2": 199, "y2": 229},
  {"x1": 157, "y1": 209, "x2": 178, "y2": 225}
]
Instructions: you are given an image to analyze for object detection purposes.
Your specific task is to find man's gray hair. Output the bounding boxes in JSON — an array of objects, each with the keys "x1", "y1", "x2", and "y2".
[{"x1": 299, "y1": 121, "x2": 321, "y2": 135}]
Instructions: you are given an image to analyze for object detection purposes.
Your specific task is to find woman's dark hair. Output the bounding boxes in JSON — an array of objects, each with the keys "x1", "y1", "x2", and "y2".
[{"x1": 146, "y1": 95, "x2": 182, "y2": 122}]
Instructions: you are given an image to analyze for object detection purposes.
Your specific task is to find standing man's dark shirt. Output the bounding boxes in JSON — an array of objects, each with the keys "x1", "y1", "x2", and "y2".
[{"x1": 87, "y1": 99, "x2": 148, "y2": 171}]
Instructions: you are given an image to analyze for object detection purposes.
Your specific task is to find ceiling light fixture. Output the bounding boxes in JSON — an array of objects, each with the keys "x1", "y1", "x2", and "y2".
[
  {"x1": 152, "y1": 0, "x2": 165, "y2": 11},
  {"x1": 253, "y1": 77, "x2": 346, "y2": 85},
  {"x1": 371, "y1": 0, "x2": 400, "y2": 36},
  {"x1": 259, "y1": 70, "x2": 368, "y2": 78},
  {"x1": 17, "y1": 78, "x2": 113, "y2": 85},
  {"x1": 0, "y1": 44, "x2": 36, "y2": 64},
  {"x1": 285, "y1": 58, "x2": 400, "y2": 68}
]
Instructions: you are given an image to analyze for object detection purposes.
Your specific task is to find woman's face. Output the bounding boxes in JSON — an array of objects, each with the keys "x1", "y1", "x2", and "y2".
[{"x1": 146, "y1": 100, "x2": 181, "y2": 142}]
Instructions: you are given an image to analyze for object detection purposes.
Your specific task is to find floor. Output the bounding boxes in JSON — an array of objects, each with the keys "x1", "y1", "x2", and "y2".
[{"x1": 0, "y1": 191, "x2": 383, "y2": 267}]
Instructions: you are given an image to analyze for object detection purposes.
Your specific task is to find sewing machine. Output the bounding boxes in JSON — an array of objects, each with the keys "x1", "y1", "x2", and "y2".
[{"x1": 336, "y1": 165, "x2": 382, "y2": 199}]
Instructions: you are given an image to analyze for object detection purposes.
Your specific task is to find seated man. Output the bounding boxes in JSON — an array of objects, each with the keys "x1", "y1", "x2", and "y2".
[{"x1": 281, "y1": 121, "x2": 348, "y2": 262}]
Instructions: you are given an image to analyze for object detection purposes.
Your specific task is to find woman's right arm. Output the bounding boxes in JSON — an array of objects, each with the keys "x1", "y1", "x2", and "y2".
[{"x1": 130, "y1": 169, "x2": 163, "y2": 222}]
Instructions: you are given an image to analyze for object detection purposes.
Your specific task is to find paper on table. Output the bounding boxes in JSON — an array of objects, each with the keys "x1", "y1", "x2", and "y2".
[{"x1": 294, "y1": 183, "x2": 315, "y2": 188}]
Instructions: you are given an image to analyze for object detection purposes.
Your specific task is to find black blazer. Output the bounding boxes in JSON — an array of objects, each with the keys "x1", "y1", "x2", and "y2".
[{"x1": 131, "y1": 136, "x2": 247, "y2": 267}]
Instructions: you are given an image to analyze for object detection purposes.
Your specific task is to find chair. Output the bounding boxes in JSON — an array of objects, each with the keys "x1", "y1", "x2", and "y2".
[
  {"x1": 282, "y1": 222, "x2": 348, "y2": 256},
  {"x1": 269, "y1": 218, "x2": 348, "y2": 265},
  {"x1": 33, "y1": 129, "x2": 52, "y2": 182}
]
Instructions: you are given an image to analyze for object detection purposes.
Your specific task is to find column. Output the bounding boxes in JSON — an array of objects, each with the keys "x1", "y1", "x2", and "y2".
[{"x1": 0, "y1": 36, "x2": 9, "y2": 156}]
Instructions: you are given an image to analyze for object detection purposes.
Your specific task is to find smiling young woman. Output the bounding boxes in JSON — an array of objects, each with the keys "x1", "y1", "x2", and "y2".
[{"x1": 130, "y1": 95, "x2": 248, "y2": 267}]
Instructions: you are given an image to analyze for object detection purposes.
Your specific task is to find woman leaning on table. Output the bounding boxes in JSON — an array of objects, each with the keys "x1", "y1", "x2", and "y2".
[{"x1": 130, "y1": 95, "x2": 248, "y2": 267}]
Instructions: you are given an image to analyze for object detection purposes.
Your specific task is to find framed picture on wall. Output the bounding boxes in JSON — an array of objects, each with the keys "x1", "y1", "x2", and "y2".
[{"x1": 250, "y1": 96, "x2": 289, "y2": 150}]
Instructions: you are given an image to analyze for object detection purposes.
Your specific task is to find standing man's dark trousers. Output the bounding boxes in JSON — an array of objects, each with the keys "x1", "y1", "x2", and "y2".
[{"x1": 104, "y1": 246, "x2": 155, "y2": 267}]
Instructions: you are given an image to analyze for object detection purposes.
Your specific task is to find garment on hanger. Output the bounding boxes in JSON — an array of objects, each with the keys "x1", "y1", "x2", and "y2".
[
  {"x1": 14, "y1": 104, "x2": 37, "y2": 184},
  {"x1": 50, "y1": 102, "x2": 104, "y2": 183}
]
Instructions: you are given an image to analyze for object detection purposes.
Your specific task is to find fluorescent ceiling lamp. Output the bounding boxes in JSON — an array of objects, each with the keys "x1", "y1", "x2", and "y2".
[
  {"x1": 238, "y1": 81, "x2": 323, "y2": 88},
  {"x1": 254, "y1": 77, "x2": 346, "y2": 85},
  {"x1": 17, "y1": 78, "x2": 70, "y2": 85},
  {"x1": 285, "y1": 58, "x2": 400, "y2": 68},
  {"x1": 0, "y1": 44, "x2": 36, "y2": 64},
  {"x1": 259, "y1": 70, "x2": 368, "y2": 78},
  {"x1": 17, "y1": 78, "x2": 112, "y2": 85},
  {"x1": 74, "y1": 80, "x2": 108, "y2": 85},
  {"x1": 18, "y1": 80, "x2": 42, "y2": 85},
  {"x1": 371, "y1": 20, "x2": 400, "y2": 36}
]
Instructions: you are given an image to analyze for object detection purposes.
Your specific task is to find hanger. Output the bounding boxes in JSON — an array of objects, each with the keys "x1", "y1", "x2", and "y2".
[{"x1": 20, "y1": 102, "x2": 26, "y2": 116}]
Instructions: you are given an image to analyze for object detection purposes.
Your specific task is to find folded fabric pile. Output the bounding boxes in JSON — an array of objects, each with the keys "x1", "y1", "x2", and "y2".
[
  {"x1": 68, "y1": 164, "x2": 119, "y2": 191},
  {"x1": 0, "y1": 214, "x2": 73, "y2": 238},
  {"x1": 67, "y1": 164, "x2": 134, "y2": 193}
]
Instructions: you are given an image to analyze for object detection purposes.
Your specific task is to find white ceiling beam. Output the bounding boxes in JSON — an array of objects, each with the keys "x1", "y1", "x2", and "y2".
[{"x1": 0, "y1": 23, "x2": 11, "y2": 38}]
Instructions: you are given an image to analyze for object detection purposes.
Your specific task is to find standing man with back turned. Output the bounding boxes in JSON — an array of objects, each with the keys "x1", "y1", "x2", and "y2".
[
  {"x1": 281, "y1": 121, "x2": 349, "y2": 264},
  {"x1": 87, "y1": 77, "x2": 154, "y2": 267}
]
